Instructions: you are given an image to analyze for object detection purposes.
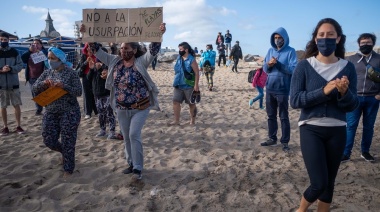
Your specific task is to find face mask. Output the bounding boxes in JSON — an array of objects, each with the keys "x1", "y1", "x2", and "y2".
[
  {"x1": 122, "y1": 50, "x2": 135, "y2": 61},
  {"x1": 359, "y1": 44, "x2": 373, "y2": 55},
  {"x1": 317, "y1": 38, "x2": 337, "y2": 56},
  {"x1": 275, "y1": 39, "x2": 284, "y2": 48},
  {"x1": 49, "y1": 60, "x2": 62, "y2": 70},
  {"x1": 179, "y1": 50, "x2": 186, "y2": 56},
  {"x1": 0, "y1": 41, "x2": 9, "y2": 48}
]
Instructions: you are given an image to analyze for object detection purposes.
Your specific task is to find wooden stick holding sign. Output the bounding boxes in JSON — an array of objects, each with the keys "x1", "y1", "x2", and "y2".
[{"x1": 81, "y1": 7, "x2": 163, "y2": 43}]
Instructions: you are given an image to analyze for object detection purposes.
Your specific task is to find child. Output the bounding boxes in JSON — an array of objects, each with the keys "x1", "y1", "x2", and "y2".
[
  {"x1": 249, "y1": 67, "x2": 267, "y2": 109},
  {"x1": 87, "y1": 53, "x2": 117, "y2": 140}
]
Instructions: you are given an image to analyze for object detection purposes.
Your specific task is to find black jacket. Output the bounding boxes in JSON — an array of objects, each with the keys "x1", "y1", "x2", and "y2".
[
  {"x1": 230, "y1": 44, "x2": 243, "y2": 59},
  {"x1": 87, "y1": 64, "x2": 110, "y2": 97}
]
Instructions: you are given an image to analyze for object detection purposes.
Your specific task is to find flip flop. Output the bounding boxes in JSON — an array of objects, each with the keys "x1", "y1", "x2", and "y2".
[
  {"x1": 190, "y1": 90, "x2": 197, "y2": 104},
  {"x1": 195, "y1": 91, "x2": 201, "y2": 103}
]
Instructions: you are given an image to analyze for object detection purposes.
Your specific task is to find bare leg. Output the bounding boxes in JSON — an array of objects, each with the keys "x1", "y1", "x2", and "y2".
[
  {"x1": 14, "y1": 105, "x2": 21, "y2": 127},
  {"x1": 317, "y1": 200, "x2": 330, "y2": 212},
  {"x1": 1, "y1": 108, "x2": 7, "y2": 128},
  {"x1": 189, "y1": 104, "x2": 196, "y2": 125},
  {"x1": 296, "y1": 196, "x2": 312, "y2": 212},
  {"x1": 169, "y1": 101, "x2": 181, "y2": 125}
]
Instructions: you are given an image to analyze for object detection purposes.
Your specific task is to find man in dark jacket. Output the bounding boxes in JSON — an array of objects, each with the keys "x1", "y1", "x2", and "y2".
[
  {"x1": 229, "y1": 41, "x2": 243, "y2": 73},
  {"x1": 21, "y1": 39, "x2": 47, "y2": 115},
  {"x1": 0, "y1": 32, "x2": 25, "y2": 135},
  {"x1": 343, "y1": 33, "x2": 380, "y2": 162}
]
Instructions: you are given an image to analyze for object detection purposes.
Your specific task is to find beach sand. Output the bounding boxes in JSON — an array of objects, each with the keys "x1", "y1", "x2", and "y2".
[{"x1": 0, "y1": 61, "x2": 379, "y2": 211}]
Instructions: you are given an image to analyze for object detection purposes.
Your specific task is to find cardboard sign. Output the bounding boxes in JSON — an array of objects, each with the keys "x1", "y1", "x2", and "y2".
[
  {"x1": 82, "y1": 7, "x2": 163, "y2": 43},
  {"x1": 31, "y1": 51, "x2": 47, "y2": 64},
  {"x1": 32, "y1": 87, "x2": 68, "y2": 107}
]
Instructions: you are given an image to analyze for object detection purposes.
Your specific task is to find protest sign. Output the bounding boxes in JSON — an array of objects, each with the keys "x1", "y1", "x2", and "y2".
[
  {"x1": 32, "y1": 87, "x2": 68, "y2": 107},
  {"x1": 31, "y1": 51, "x2": 47, "y2": 64},
  {"x1": 82, "y1": 7, "x2": 163, "y2": 43}
]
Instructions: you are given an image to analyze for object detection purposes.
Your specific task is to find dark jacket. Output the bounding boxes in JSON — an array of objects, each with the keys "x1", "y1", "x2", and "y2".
[
  {"x1": 0, "y1": 47, "x2": 23, "y2": 90},
  {"x1": 87, "y1": 64, "x2": 110, "y2": 97},
  {"x1": 346, "y1": 51, "x2": 380, "y2": 96},
  {"x1": 230, "y1": 44, "x2": 242, "y2": 60},
  {"x1": 21, "y1": 48, "x2": 47, "y2": 83}
]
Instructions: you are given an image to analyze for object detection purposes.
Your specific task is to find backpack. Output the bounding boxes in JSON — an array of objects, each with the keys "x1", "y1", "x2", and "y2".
[{"x1": 248, "y1": 69, "x2": 257, "y2": 83}]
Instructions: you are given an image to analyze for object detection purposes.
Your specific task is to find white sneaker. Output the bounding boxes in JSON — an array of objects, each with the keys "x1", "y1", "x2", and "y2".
[{"x1": 84, "y1": 115, "x2": 91, "y2": 120}]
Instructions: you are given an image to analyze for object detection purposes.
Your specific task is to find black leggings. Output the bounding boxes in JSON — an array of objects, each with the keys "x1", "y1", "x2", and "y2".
[{"x1": 300, "y1": 124, "x2": 346, "y2": 203}]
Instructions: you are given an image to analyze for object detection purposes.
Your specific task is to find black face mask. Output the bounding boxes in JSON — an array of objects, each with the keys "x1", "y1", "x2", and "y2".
[
  {"x1": 179, "y1": 50, "x2": 186, "y2": 56},
  {"x1": 359, "y1": 44, "x2": 373, "y2": 55}
]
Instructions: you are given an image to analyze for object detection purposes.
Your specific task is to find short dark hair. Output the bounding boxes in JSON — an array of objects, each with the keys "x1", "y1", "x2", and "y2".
[
  {"x1": 357, "y1": 33, "x2": 376, "y2": 45},
  {"x1": 0, "y1": 32, "x2": 9, "y2": 39}
]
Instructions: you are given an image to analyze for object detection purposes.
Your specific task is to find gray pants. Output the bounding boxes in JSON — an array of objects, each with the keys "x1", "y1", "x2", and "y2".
[{"x1": 116, "y1": 108, "x2": 150, "y2": 171}]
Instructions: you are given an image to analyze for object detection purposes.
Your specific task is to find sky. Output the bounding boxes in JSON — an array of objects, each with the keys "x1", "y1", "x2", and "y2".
[{"x1": 3, "y1": 0, "x2": 380, "y2": 56}]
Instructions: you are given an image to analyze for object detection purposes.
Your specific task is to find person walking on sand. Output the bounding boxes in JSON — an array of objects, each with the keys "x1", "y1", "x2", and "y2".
[
  {"x1": 260, "y1": 27, "x2": 297, "y2": 152},
  {"x1": 21, "y1": 38, "x2": 48, "y2": 116},
  {"x1": 290, "y1": 18, "x2": 359, "y2": 212},
  {"x1": 0, "y1": 32, "x2": 25, "y2": 136},
  {"x1": 32, "y1": 47, "x2": 82, "y2": 178},
  {"x1": 199, "y1": 44, "x2": 216, "y2": 91},
  {"x1": 229, "y1": 41, "x2": 243, "y2": 73},
  {"x1": 169, "y1": 42, "x2": 200, "y2": 125},
  {"x1": 80, "y1": 23, "x2": 166, "y2": 180},
  {"x1": 342, "y1": 33, "x2": 380, "y2": 162},
  {"x1": 249, "y1": 67, "x2": 267, "y2": 110},
  {"x1": 225, "y1": 29, "x2": 232, "y2": 55}
]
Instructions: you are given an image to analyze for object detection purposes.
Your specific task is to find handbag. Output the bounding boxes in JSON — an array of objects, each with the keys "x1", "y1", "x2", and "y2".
[
  {"x1": 181, "y1": 58, "x2": 195, "y2": 87},
  {"x1": 362, "y1": 59, "x2": 380, "y2": 83}
]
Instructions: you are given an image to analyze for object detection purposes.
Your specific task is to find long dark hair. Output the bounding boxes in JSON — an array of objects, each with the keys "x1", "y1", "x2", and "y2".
[
  {"x1": 304, "y1": 18, "x2": 346, "y2": 59},
  {"x1": 118, "y1": 42, "x2": 146, "y2": 58},
  {"x1": 178, "y1": 42, "x2": 196, "y2": 57}
]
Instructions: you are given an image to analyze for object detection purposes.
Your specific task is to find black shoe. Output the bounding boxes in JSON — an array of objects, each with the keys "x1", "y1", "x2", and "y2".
[
  {"x1": 361, "y1": 152, "x2": 375, "y2": 162},
  {"x1": 260, "y1": 139, "x2": 277, "y2": 146},
  {"x1": 35, "y1": 111, "x2": 43, "y2": 115},
  {"x1": 132, "y1": 169, "x2": 142, "y2": 180},
  {"x1": 341, "y1": 154, "x2": 350, "y2": 163},
  {"x1": 122, "y1": 165, "x2": 133, "y2": 174},
  {"x1": 282, "y1": 143, "x2": 290, "y2": 152}
]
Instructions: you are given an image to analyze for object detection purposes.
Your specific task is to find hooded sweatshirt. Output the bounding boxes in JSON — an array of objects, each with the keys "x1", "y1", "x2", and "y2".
[
  {"x1": 263, "y1": 27, "x2": 297, "y2": 95},
  {"x1": 0, "y1": 47, "x2": 24, "y2": 90}
]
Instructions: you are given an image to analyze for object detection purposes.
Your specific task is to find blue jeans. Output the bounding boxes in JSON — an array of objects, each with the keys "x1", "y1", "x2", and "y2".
[
  {"x1": 29, "y1": 78, "x2": 43, "y2": 113},
  {"x1": 252, "y1": 86, "x2": 264, "y2": 108},
  {"x1": 344, "y1": 96, "x2": 380, "y2": 156},
  {"x1": 266, "y1": 92, "x2": 290, "y2": 143}
]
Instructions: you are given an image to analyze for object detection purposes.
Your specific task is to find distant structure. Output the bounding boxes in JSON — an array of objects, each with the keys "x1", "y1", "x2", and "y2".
[{"x1": 39, "y1": 11, "x2": 60, "y2": 38}]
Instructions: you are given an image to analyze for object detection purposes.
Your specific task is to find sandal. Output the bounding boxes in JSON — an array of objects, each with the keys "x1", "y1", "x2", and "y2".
[
  {"x1": 190, "y1": 90, "x2": 197, "y2": 104},
  {"x1": 195, "y1": 91, "x2": 201, "y2": 103}
]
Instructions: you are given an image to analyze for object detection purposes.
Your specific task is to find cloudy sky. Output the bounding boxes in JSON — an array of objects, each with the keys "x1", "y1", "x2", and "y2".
[{"x1": 3, "y1": 0, "x2": 380, "y2": 56}]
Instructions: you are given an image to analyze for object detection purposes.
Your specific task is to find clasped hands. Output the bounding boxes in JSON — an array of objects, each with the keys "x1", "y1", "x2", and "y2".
[
  {"x1": 324, "y1": 76, "x2": 350, "y2": 96},
  {"x1": 44, "y1": 79, "x2": 63, "y2": 88}
]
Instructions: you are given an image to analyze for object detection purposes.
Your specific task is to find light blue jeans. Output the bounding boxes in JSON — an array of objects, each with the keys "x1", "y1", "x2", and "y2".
[
  {"x1": 252, "y1": 86, "x2": 264, "y2": 108},
  {"x1": 116, "y1": 108, "x2": 150, "y2": 171}
]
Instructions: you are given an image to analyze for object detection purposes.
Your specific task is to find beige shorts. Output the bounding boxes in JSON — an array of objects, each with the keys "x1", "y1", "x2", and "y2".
[{"x1": 0, "y1": 89, "x2": 22, "y2": 108}]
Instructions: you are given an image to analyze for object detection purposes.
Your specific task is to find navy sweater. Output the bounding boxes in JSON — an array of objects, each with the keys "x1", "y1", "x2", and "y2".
[{"x1": 290, "y1": 59, "x2": 359, "y2": 122}]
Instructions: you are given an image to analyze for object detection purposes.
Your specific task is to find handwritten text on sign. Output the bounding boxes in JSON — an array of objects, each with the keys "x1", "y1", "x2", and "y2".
[
  {"x1": 31, "y1": 51, "x2": 47, "y2": 64},
  {"x1": 82, "y1": 7, "x2": 163, "y2": 43}
]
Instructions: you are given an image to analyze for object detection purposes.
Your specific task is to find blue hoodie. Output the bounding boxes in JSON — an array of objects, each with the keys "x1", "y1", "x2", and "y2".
[{"x1": 263, "y1": 27, "x2": 297, "y2": 95}]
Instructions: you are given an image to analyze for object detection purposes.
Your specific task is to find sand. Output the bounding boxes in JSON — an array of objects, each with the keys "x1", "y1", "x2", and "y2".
[{"x1": 0, "y1": 61, "x2": 379, "y2": 211}]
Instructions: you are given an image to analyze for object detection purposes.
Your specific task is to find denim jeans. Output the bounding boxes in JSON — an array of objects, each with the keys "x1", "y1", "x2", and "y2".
[
  {"x1": 344, "y1": 96, "x2": 380, "y2": 156},
  {"x1": 266, "y1": 92, "x2": 290, "y2": 143},
  {"x1": 252, "y1": 86, "x2": 264, "y2": 108},
  {"x1": 29, "y1": 78, "x2": 43, "y2": 113}
]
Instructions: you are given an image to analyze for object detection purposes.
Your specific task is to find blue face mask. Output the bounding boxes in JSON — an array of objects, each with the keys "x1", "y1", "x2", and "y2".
[
  {"x1": 0, "y1": 41, "x2": 9, "y2": 48},
  {"x1": 317, "y1": 38, "x2": 337, "y2": 56},
  {"x1": 49, "y1": 60, "x2": 62, "y2": 70}
]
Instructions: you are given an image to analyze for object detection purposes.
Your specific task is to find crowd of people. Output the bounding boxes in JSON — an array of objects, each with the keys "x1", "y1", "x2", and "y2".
[{"x1": 1, "y1": 17, "x2": 380, "y2": 211}]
